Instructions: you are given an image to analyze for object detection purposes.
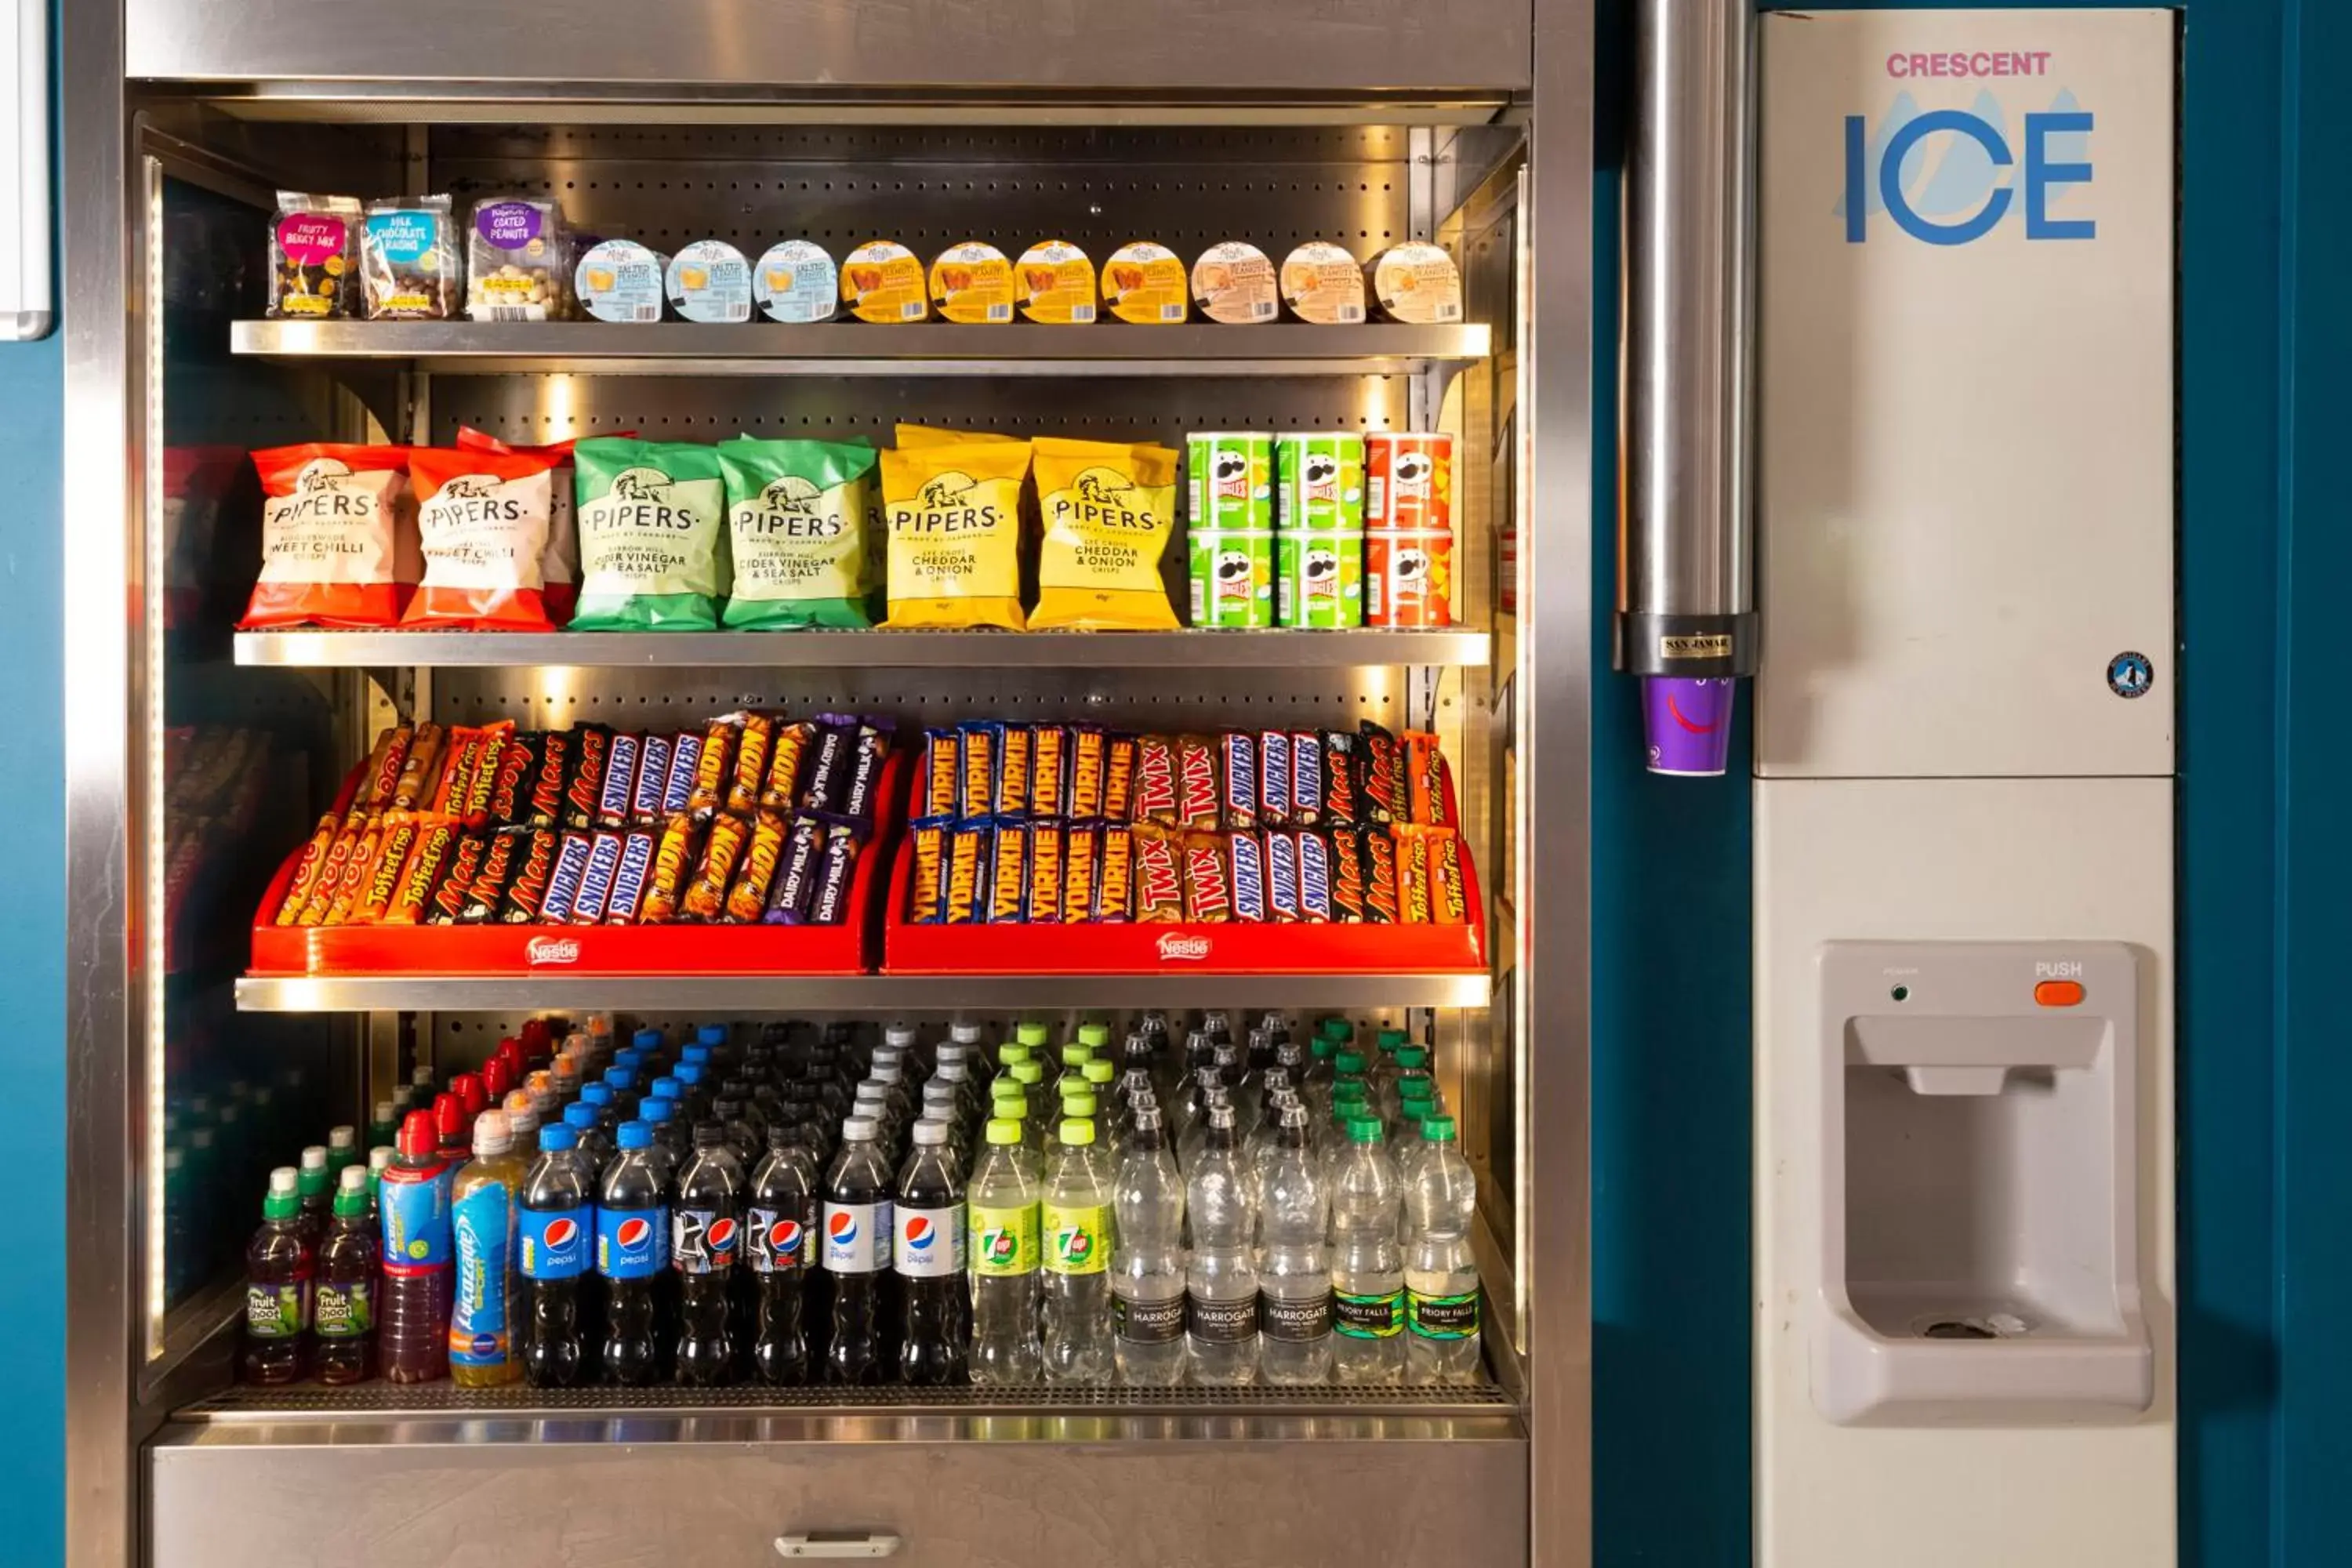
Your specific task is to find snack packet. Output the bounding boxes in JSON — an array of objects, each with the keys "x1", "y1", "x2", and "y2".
[
  {"x1": 458, "y1": 426, "x2": 628, "y2": 626},
  {"x1": 571, "y1": 438, "x2": 728, "y2": 630},
  {"x1": 465, "y1": 197, "x2": 569, "y2": 322},
  {"x1": 267, "y1": 193, "x2": 360, "y2": 321},
  {"x1": 240, "y1": 443, "x2": 418, "y2": 629},
  {"x1": 401, "y1": 446, "x2": 557, "y2": 630},
  {"x1": 1029, "y1": 437, "x2": 1181, "y2": 630},
  {"x1": 880, "y1": 438, "x2": 1031, "y2": 630},
  {"x1": 717, "y1": 438, "x2": 879, "y2": 629},
  {"x1": 361, "y1": 196, "x2": 459, "y2": 321}
]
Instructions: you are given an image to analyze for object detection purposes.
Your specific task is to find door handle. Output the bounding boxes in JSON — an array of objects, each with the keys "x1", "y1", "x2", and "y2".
[{"x1": 775, "y1": 1531, "x2": 902, "y2": 1559}]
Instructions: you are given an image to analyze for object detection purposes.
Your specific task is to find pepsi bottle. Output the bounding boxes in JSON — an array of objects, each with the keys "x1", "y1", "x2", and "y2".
[
  {"x1": 822, "y1": 1116, "x2": 894, "y2": 1385},
  {"x1": 597, "y1": 1121, "x2": 667, "y2": 1387},
  {"x1": 748, "y1": 1121, "x2": 815, "y2": 1385},
  {"x1": 520, "y1": 1123, "x2": 593, "y2": 1388},
  {"x1": 672, "y1": 1123, "x2": 745, "y2": 1387},
  {"x1": 895, "y1": 1119, "x2": 969, "y2": 1385}
]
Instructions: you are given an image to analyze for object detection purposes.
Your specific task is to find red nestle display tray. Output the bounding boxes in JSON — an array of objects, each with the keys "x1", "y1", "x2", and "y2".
[
  {"x1": 882, "y1": 774, "x2": 1486, "y2": 978},
  {"x1": 247, "y1": 753, "x2": 902, "y2": 978}
]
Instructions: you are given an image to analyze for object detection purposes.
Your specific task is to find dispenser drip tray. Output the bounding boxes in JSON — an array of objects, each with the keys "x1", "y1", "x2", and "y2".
[{"x1": 1913, "y1": 1312, "x2": 2030, "y2": 1341}]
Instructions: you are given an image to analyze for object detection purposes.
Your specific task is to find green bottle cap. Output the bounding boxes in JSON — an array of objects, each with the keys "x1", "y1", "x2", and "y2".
[
  {"x1": 1063, "y1": 1092, "x2": 1098, "y2": 1118},
  {"x1": 1077, "y1": 1023, "x2": 1112, "y2": 1049},
  {"x1": 1318, "y1": 1017, "x2": 1352, "y2": 1041},
  {"x1": 992, "y1": 1083, "x2": 1029, "y2": 1112},
  {"x1": 985, "y1": 1116, "x2": 1025, "y2": 1146},
  {"x1": 1345, "y1": 1115, "x2": 1385, "y2": 1143},
  {"x1": 1334, "y1": 1080, "x2": 1371, "y2": 1107},
  {"x1": 1082, "y1": 1060, "x2": 1115, "y2": 1086},
  {"x1": 1396, "y1": 1045, "x2": 1429, "y2": 1069},
  {"x1": 1000, "y1": 1042, "x2": 1033, "y2": 1066},
  {"x1": 1011, "y1": 1059, "x2": 1044, "y2": 1087},
  {"x1": 1310, "y1": 1036, "x2": 1334, "y2": 1060},
  {"x1": 1377, "y1": 1028, "x2": 1408, "y2": 1051},
  {"x1": 1063, "y1": 1044, "x2": 1094, "y2": 1068},
  {"x1": 331, "y1": 1165, "x2": 369, "y2": 1218},
  {"x1": 1058, "y1": 1118, "x2": 1096, "y2": 1146},
  {"x1": 1015, "y1": 1022, "x2": 1051, "y2": 1047},
  {"x1": 1334, "y1": 1051, "x2": 1367, "y2": 1076},
  {"x1": 1425, "y1": 1115, "x2": 1458, "y2": 1142}
]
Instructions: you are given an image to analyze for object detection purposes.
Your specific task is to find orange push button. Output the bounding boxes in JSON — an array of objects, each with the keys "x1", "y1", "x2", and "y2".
[{"x1": 2034, "y1": 980, "x2": 2085, "y2": 1007}]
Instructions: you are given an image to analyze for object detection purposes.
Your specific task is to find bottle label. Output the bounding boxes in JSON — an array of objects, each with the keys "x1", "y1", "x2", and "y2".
[
  {"x1": 968, "y1": 1202, "x2": 1040, "y2": 1277},
  {"x1": 314, "y1": 1277, "x2": 373, "y2": 1339},
  {"x1": 1186, "y1": 1293, "x2": 1258, "y2": 1345},
  {"x1": 748, "y1": 1203, "x2": 803, "y2": 1274},
  {"x1": 894, "y1": 1203, "x2": 966, "y2": 1277},
  {"x1": 1406, "y1": 1287, "x2": 1482, "y2": 1340},
  {"x1": 672, "y1": 1205, "x2": 740, "y2": 1275},
  {"x1": 1112, "y1": 1291, "x2": 1186, "y2": 1345},
  {"x1": 822, "y1": 1200, "x2": 891, "y2": 1274},
  {"x1": 1259, "y1": 1289, "x2": 1336, "y2": 1342},
  {"x1": 597, "y1": 1203, "x2": 666, "y2": 1279},
  {"x1": 245, "y1": 1279, "x2": 311, "y2": 1338},
  {"x1": 378, "y1": 1168, "x2": 450, "y2": 1268},
  {"x1": 450, "y1": 1185, "x2": 514, "y2": 1366},
  {"x1": 1041, "y1": 1201, "x2": 1109, "y2": 1276},
  {"x1": 520, "y1": 1203, "x2": 590, "y2": 1280},
  {"x1": 1334, "y1": 1288, "x2": 1404, "y2": 1339}
]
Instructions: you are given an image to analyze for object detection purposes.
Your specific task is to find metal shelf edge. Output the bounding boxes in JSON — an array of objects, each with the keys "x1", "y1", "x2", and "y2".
[
  {"x1": 232, "y1": 630, "x2": 1492, "y2": 669},
  {"x1": 234, "y1": 974, "x2": 1494, "y2": 1011}
]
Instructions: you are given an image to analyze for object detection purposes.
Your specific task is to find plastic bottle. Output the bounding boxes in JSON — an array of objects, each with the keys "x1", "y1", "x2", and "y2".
[
  {"x1": 370, "y1": 1100, "x2": 400, "y2": 1151},
  {"x1": 520, "y1": 1123, "x2": 593, "y2": 1388},
  {"x1": 1110, "y1": 1102, "x2": 1187, "y2": 1386},
  {"x1": 296, "y1": 1145, "x2": 332, "y2": 1242},
  {"x1": 1178, "y1": 1074, "x2": 1228, "y2": 1173},
  {"x1": 597, "y1": 1121, "x2": 669, "y2": 1387},
  {"x1": 822, "y1": 1116, "x2": 894, "y2": 1385},
  {"x1": 1329, "y1": 1114, "x2": 1406, "y2": 1385},
  {"x1": 967, "y1": 1116, "x2": 1044, "y2": 1385},
  {"x1": 325, "y1": 1124, "x2": 360, "y2": 1181},
  {"x1": 1255, "y1": 1102, "x2": 1334, "y2": 1385},
  {"x1": 365, "y1": 1146, "x2": 393, "y2": 1218},
  {"x1": 312, "y1": 1164, "x2": 379, "y2": 1385},
  {"x1": 748, "y1": 1121, "x2": 815, "y2": 1385},
  {"x1": 448, "y1": 1109, "x2": 525, "y2": 1387},
  {"x1": 643, "y1": 1094, "x2": 690, "y2": 1177},
  {"x1": 241, "y1": 1167, "x2": 313, "y2": 1385},
  {"x1": 378, "y1": 1110, "x2": 453, "y2": 1384},
  {"x1": 1184, "y1": 1100, "x2": 1260, "y2": 1385},
  {"x1": 673, "y1": 1123, "x2": 746, "y2": 1386},
  {"x1": 895, "y1": 1119, "x2": 969, "y2": 1385},
  {"x1": 1403, "y1": 1115, "x2": 1482, "y2": 1384},
  {"x1": 1040, "y1": 1117, "x2": 1114, "y2": 1385},
  {"x1": 564, "y1": 1101, "x2": 613, "y2": 1176}
]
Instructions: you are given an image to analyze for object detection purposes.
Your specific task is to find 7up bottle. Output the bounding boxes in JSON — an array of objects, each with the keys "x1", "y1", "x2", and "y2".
[
  {"x1": 967, "y1": 1116, "x2": 1042, "y2": 1385},
  {"x1": 1040, "y1": 1119, "x2": 1114, "y2": 1385}
]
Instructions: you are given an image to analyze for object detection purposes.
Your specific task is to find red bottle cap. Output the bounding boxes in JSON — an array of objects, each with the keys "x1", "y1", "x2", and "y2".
[
  {"x1": 520, "y1": 1020, "x2": 552, "y2": 1059},
  {"x1": 397, "y1": 1109, "x2": 437, "y2": 1160},
  {"x1": 482, "y1": 1056, "x2": 513, "y2": 1101},
  {"x1": 452, "y1": 1073, "x2": 486, "y2": 1120},
  {"x1": 434, "y1": 1091, "x2": 465, "y2": 1147}
]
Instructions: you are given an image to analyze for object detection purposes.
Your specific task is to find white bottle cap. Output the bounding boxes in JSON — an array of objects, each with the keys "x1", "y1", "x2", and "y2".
[
  {"x1": 328, "y1": 1125, "x2": 357, "y2": 1151},
  {"x1": 843, "y1": 1116, "x2": 879, "y2": 1141},
  {"x1": 474, "y1": 1109, "x2": 512, "y2": 1156},
  {"x1": 299, "y1": 1145, "x2": 327, "y2": 1171},
  {"x1": 268, "y1": 1166, "x2": 298, "y2": 1194},
  {"x1": 913, "y1": 1119, "x2": 950, "y2": 1146},
  {"x1": 338, "y1": 1164, "x2": 368, "y2": 1194}
]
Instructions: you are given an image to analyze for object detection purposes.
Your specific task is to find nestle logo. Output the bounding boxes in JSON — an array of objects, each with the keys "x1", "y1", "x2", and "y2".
[
  {"x1": 524, "y1": 937, "x2": 582, "y2": 965},
  {"x1": 1156, "y1": 933, "x2": 1212, "y2": 962}
]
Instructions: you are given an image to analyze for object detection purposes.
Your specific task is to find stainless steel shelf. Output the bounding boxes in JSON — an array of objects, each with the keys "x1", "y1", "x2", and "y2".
[
  {"x1": 181, "y1": 1377, "x2": 1512, "y2": 1424},
  {"x1": 234, "y1": 973, "x2": 1493, "y2": 1011},
  {"x1": 227, "y1": 319, "x2": 1491, "y2": 376},
  {"x1": 234, "y1": 628, "x2": 1490, "y2": 669}
]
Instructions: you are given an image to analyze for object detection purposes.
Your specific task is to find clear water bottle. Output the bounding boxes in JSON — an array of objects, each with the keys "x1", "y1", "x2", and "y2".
[
  {"x1": 1178, "y1": 1075, "x2": 1229, "y2": 1173},
  {"x1": 967, "y1": 1116, "x2": 1043, "y2": 1385},
  {"x1": 1329, "y1": 1114, "x2": 1406, "y2": 1385},
  {"x1": 1110, "y1": 1102, "x2": 1187, "y2": 1386},
  {"x1": 1403, "y1": 1114, "x2": 1482, "y2": 1385},
  {"x1": 1255, "y1": 1101, "x2": 1333, "y2": 1385},
  {"x1": 1040, "y1": 1118, "x2": 1114, "y2": 1385},
  {"x1": 1183, "y1": 1100, "x2": 1259, "y2": 1385}
]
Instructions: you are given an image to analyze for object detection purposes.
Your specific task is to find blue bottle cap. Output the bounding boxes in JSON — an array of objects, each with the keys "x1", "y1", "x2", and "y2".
[
  {"x1": 616, "y1": 1121, "x2": 653, "y2": 1150},
  {"x1": 696, "y1": 1025, "x2": 728, "y2": 1047},
  {"x1": 605, "y1": 1066, "x2": 637, "y2": 1090},
  {"x1": 539, "y1": 1123, "x2": 577, "y2": 1152},
  {"x1": 580, "y1": 1083, "x2": 614, "y2": 1108},
  {"x1": 642, "y1": 1098, "x2": 674, "y2": 1123},
  {"x1": 633, "y1": 1029, "x2": 664, "y2": 1051},
  {"x1": 681, "y1": 1045, "x2": 713, "y2": 1067},
  {"x1": 615, "y1": 1048, "x2": 648, "y2": 1073},
  {"x1": 648, "y1": 1076, "x2": 682, "y2": 1101},
  {"x1": 563, "y1": 1104, "x2": 597, "y2": 1131},
  {"x1": 675, "y1": 1063, "x2": 706, "y2": 1086}
]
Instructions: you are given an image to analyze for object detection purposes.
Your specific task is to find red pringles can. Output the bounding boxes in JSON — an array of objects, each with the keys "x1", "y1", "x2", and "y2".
[{"x1": 1365, "y1": 431, "x2": 1455, "y2": 627}]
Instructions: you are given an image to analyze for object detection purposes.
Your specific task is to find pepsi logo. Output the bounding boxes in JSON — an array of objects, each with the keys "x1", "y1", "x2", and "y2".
[
  {"x1": 904, "y1": 1216, "x2": 935, "y2": 1250},
  {"x1": 525, "y1": 936, "x2": 582, "y2": 965},
  {"x1": 773, "y1": 1220, "x2": 804, "y2": 1253},
  {"x1": 707, "y1": 1218, "x2": 738, "y2": 1250},
  {"x1": 543, "y1": 1217, "x2": 580, "y2": 1250},
  {"x1": 828, "y1": 1210, "x2": 858, "y2": 1247},
  {"x1": 615, "y1": 1217, "x2": 652, "y2": 1250}
]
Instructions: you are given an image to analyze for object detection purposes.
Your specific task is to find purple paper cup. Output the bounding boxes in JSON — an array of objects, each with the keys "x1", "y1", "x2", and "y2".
[{"x1": 1643, "y1": 677, "x2": 1736, "y2": 777}]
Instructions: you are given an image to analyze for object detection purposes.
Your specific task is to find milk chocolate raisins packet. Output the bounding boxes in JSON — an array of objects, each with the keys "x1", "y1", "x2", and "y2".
[
  {"x1": 362, "y1": 196, "x2": 460, "y2": 321},
  {"x1": 572, "y1": 438, "x2": 728, "y2": 631},
  {"x1": 267, "y1": 193, "x2": 361, "y2": 321}
]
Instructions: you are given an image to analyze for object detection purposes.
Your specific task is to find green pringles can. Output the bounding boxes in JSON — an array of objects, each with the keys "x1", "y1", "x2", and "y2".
[
  {"x1": 1276, "y1": 531, "x2": 1364, "y2": 629},
  {"x1": 1275, "y1": 430, "x2": 1366, "y2": 532},
  {"x1": 1188, "y1": 528, "x2": 1276, "y2": 629},
  {"x1": 1187, "y1": 432, "x2": 1274, "y2": 532}
]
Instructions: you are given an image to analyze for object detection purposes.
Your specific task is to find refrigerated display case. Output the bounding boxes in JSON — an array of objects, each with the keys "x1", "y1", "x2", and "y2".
[{"x1": 64, "y1": 4, "x2": 1592, "y2": 1563}]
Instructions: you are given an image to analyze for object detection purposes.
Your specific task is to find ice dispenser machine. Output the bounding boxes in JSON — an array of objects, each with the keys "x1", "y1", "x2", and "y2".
[{"x1": 1815, "y1": 941, "x2": 2151, "y2": 1425}]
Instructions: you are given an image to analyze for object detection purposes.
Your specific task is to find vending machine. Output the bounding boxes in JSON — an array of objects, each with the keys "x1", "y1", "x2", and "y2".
[{"x1": 60, "y1": 2, "x2": 1594, "y2": 1565}]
